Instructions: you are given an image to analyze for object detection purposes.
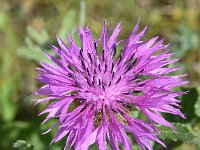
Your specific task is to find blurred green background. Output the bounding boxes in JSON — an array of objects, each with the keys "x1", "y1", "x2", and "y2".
[{"x1": 0, "y1": 0, "x2": 200, "y2": 150}]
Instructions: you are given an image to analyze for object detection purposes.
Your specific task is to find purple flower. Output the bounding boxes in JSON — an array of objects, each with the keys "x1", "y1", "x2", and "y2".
[{"x1": 35, "y1": 20, "x2": 187, "y2": 150}]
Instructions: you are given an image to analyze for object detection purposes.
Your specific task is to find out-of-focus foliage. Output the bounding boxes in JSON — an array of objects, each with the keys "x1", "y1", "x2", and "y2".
[
  {"x1": 0, "y1": 0, "x2": 200, "y2": 150},
  {"x1": 173, "y1": 25, "x2": 199, "y2": 58},
  {"x1": 157, "y1": 123, "x2": 196, "y2": 142},
  {"x1": 12, "y1": 140, "x2": 33, "y2": 150},
  {"x1": 195, "y1": 88, "x2": 200, "y2": 117}
]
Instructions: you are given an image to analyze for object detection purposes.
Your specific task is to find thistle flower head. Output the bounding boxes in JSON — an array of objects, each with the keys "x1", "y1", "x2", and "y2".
[{"x1": 35, "y1": 20, "x2": 187, "y2": 150}]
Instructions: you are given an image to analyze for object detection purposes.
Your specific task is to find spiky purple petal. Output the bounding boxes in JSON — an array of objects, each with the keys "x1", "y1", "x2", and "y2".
[{"x1": 35, "y1": 20, "x2": 187, "y2": 150}]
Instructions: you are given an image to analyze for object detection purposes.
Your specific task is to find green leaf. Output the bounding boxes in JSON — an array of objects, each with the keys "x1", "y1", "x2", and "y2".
[
  {"x1": 18, "y1": 47, "x2": 55, "y2": 63},
  {"x1": 157, "y1": 123, "x2": 196, "y2": 142},
  {"x1": 12, "y1": 140, "x2": 34, "y2": 150},
  {"x1": 27, "y1": 26, "x2": 49, "y2": 45},
  {"x1": 79, "y1": 0, "x2": 86, "y2": 26},
  {"x1": 58, "y1": 9, "x2": 75, "y2": 40},
  {"x1": 18, "y1": 47, "x2": 46, "y2": 61}
]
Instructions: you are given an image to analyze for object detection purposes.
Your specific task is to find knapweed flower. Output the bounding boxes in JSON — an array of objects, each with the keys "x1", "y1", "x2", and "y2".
[{"x1": 35, "y1": 20, "x2": 187, "y2": 150}]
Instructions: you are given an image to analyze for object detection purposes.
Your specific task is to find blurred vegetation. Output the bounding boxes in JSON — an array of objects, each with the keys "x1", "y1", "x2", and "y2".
[{"x1": 0, "y1": 0, "x2": 200, "y2": 149}]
